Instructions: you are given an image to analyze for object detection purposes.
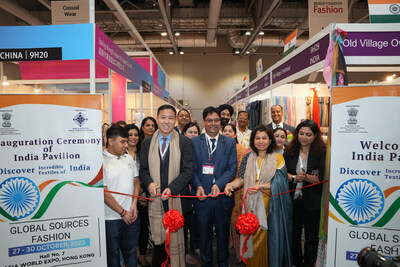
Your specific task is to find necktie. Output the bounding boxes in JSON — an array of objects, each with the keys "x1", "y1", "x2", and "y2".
[
  {"x1": 276, "y1": 124, "x2": 281, "y2": 128},
  {"x1": 161, "y1": 138, "x2": 167, "y2": 161},
  {"x1": 210, "y1": 138, "x2": 216, "y2": 151}
]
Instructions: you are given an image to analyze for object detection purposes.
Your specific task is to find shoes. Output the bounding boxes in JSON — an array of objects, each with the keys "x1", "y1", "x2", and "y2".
[
  {"x1": 235, "y1": 258, "x2": 244, "y2": 265},
  {"x1": 138, "y1": 255, "x2": 150, "y2": 267},
  {"x1": 186, "y1": 254, "x2": 199, "y2": 265}
]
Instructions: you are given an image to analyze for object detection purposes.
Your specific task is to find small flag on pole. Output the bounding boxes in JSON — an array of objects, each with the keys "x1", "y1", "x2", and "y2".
[
  {"x1": 242, "y1": 76, "x2": 247, "y2": 88},
  {"x1": 283, "y1": 29, "x2": 298, "y2": 57},
  {"x1": 368, "y1": 0, "x2": 400, "y2": 23}
]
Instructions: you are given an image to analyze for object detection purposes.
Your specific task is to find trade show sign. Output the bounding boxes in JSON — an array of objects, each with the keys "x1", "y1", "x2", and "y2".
[
  {"x1": 327, "y1": 85, "x2": 400, "y2": 266},
  {"x1": 0, "y1": 95, "x2": 106, "y2": 266}
]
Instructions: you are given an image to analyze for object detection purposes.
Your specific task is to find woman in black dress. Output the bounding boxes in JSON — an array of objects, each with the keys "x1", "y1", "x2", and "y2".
[{"x1": 283, "y1": 120, "x2": 326, "y2": 267}]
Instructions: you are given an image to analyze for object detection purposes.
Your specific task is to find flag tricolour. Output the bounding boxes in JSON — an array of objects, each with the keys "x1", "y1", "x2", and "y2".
[
  {"x1": 368, "y1": 0, "x2": 400, "y2": 23},
  {"x1": 283, "y1": 29, "x2": 298, "y2": 57}
]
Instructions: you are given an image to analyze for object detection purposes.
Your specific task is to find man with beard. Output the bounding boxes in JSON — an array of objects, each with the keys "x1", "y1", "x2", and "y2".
[{"x1": 217, "y1": 104, "x2": 234, "y2": 128}]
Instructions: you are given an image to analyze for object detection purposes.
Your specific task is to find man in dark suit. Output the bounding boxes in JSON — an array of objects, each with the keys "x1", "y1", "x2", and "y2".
[
  {"x1": 174, "y1": 108, "x2": 191, "y2": 134},
  {"x1": 266, "y1": 104, "x2": 296, "y2": 133},
  {"x1": 192, "y1": 106, "x2": 237, "y2": 267},
  {"x1": 140, "y1": 104, "x2": 193, "y2": 267}
]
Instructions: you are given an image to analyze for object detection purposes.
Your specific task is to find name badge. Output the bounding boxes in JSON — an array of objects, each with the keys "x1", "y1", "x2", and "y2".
[{"x1": 203, "y1": 164, "x2": 214, "y2": 175}]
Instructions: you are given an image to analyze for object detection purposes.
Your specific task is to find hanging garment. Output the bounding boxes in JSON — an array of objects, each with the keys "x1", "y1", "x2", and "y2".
[
  {"x1": 287, "y1": 96, "x2": 296, "y2": 127},
  {"x1": 321, "y1": 97, "x2": 330, "y2": 127},
  {"x1": 253, "y1": 101, "x2": 262, "y2": 127},
  {"x1": 306, "y1": 96, "x2": 313, "y2": 120},
  {"x1": 295, "y1": 96, "x2": 307, "y2": 126},
  {"x1": 261, "y1": 98, "x2": 270, "y2": 125},
  {"x1": 318, "y1": 97, "x2": 324, "y2": 127},
  {"x1": 312, "y1": 88, "x2": 320, "y2": 127}
]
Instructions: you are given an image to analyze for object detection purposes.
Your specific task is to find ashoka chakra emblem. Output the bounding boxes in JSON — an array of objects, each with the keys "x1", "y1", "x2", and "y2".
[
  {"x1": 0, "y1": 177, "x2": 40, "y2": 219},
  {"x1": 389, "y1": 4, "x2": 400, "y2": 14},
  {"x1": 335, "y1": 179, "x2": 384, "y2": 224}
]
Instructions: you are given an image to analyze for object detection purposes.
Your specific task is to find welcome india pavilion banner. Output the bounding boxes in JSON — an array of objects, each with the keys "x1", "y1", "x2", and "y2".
[
  {"x1": 327, "y1": 85, "x2": 400, "y2": 266},
  {"x1": 0, "y1": 94, "x2": 106, "y2": 266}
]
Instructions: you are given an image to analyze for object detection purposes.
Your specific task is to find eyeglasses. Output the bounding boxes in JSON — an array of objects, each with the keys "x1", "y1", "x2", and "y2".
[{"x1": 205, "y1": 119, "x2": 221, "y2": 123}]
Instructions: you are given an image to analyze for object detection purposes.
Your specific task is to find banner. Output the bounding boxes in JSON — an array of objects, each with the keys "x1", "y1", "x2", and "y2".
[
  {"x1": 327, "y1": 85, "x2": 400, "y2": 266},
  {"x1": 0, "y1": 94, "x2": 106, "y2": 266},
  {"x1": 0, "y1": 24, "x2": 94, "y2": 61},
  {"x1": 308, "y1": 0, "x2": 348, "y2": 38},
  {"x1": 52, "y1": 1, "x2": 90, "y2": 25}
]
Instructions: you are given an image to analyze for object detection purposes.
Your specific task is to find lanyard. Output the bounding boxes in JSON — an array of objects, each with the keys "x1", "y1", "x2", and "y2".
[
  {"x1": 159, "y1": 139, "x2": 169, "y2": 159},
  {"x1": 256, "y1": 158, "x2": 265, "y2": 183}
]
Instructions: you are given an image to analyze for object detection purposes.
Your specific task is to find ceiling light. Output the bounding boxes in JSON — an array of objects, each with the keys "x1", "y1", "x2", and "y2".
[
  {"x1": 175, "y1": 32, "x2": 180, "y2": 36},
  {"x1": 245, "y1": 31, "x2": 251, "y2": 36},
  {"x1": 235, "y1": 50, "x2": 240, "y2": 54},
  {"x1": 386, "y1": 74, "x2": 396, "y2": 82},
  {"x1": 2, "y1": 76, "x2": 8, "y2": 86},
  {"x1": 259, "y1": 31, "x2": 265, "y2": 35},
  {"x1": 169, "y1": 51, "x2": 174, "y2": 55},
  {"x1": 161, "y1": 32, "x2": 167, "y2": 36},
  {"x1": 246, "y1": 51, "x2": 250, "y2": 54},
  {"x1": 34, "y1": 89, "x2": 40, "y2": 93},
  {"x1": 179, "y1": 50, "x2": 184, "y2": 55}
]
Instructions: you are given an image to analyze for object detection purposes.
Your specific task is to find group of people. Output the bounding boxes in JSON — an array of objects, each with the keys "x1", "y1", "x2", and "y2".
[{"x1": 102, "y1": 103, "x2": 326, "y2": 267}]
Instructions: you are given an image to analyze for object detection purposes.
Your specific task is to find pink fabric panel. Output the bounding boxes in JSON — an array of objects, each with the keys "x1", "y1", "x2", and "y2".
[
  {"x1": 132, "y1": 57, "x2": 150, "y2": 73},
  {"x1": 152, "y1": 60, "x2": 158, "y2": 83},
  {"x1": 19, "y1": 60, "x2": 109, "y2": 80},
  {"x1": 111, "y1": 72, "x2": 126, "y2": 123}
]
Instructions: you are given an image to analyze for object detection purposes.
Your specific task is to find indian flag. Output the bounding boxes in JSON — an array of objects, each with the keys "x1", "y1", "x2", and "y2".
[
  {"x1": 283, "y1": 29, "x2": 298, "y2": 57},
  {"x1": 368, "y1": 0, "x2": 400, "y2": 23},
  {"x1": 242, "y1": 76, "x2": 247, "y2": 88}
]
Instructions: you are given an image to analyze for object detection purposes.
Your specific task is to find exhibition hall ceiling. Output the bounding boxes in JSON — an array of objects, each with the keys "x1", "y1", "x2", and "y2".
[{"x1": 0, "y1": 0, "x2": 369, "y2": 55}]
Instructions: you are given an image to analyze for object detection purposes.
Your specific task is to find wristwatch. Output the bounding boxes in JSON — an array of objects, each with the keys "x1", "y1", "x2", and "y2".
[{"x1": 292, "y1": 175, "x2": 296, "y2": 183}]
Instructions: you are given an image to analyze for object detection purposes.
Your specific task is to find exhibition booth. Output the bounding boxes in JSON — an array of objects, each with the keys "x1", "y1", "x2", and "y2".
[
  {"x1": 0, "y1": 23, "x2": 182, "y2": 125},
  {"x1": 228, "y1": 23, "x2": 400, "y2": 134}
]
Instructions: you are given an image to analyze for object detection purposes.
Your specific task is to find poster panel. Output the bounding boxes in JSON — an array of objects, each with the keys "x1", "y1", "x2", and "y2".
[
  {"x1": 308, "y1": 0, "x2": 348, "y2": 38},
  {"x1": 327, "y1": 85, "x2": 400, "y2": 266},
  {"x1": 0, "y1": 94, "x2": 106, "y2": 266}
]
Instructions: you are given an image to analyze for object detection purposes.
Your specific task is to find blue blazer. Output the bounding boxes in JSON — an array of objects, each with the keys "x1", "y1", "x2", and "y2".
[{"x1": 191, "y1": 133, "x2": 237, "y2": 204}]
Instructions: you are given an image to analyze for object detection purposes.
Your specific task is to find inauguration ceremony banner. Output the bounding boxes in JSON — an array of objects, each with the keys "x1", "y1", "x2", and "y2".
[
  {"x1": 327, "y1": 85, "x2": 400, "y2": 266},
  {"x1": 0, "y1": 94, "x2": 106, "y2": 266}
]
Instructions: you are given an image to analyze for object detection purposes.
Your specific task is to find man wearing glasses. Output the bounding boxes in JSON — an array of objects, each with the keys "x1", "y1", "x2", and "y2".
[{"x1": 191, "y1": 106, "x2": 237, "y2": 267}]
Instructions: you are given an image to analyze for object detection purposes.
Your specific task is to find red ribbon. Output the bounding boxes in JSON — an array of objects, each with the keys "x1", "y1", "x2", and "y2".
[
  {"x1": 105, "y1": 180, "x2": 328, "y2": 202},
  {"x1": 161, "y1": 209, "x2": 184, "y2": 267},
  {"x1": 241, "y1": 235, "x2": 251, "y2": 264},
  {"x1": 104, "y1": 190, "x2": 154, "y2": 200}
]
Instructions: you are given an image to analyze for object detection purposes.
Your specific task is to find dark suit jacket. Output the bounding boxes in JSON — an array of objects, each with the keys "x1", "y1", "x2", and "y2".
[
  {"x1": 284, "y1": 148, "x2": 326, "y2": 211},
  {"x1": 266, "y1": 122, "x2": 296, "y2": 134},
  {"x1": 191, "y1": 133, "x2": 237, "y2": 208},
  {"x1": 139, "y1": 133, "x2": 193, "y2": 212},
  {"x1": 174, "y1": 126, "x2": 182, "y2": 134}
]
